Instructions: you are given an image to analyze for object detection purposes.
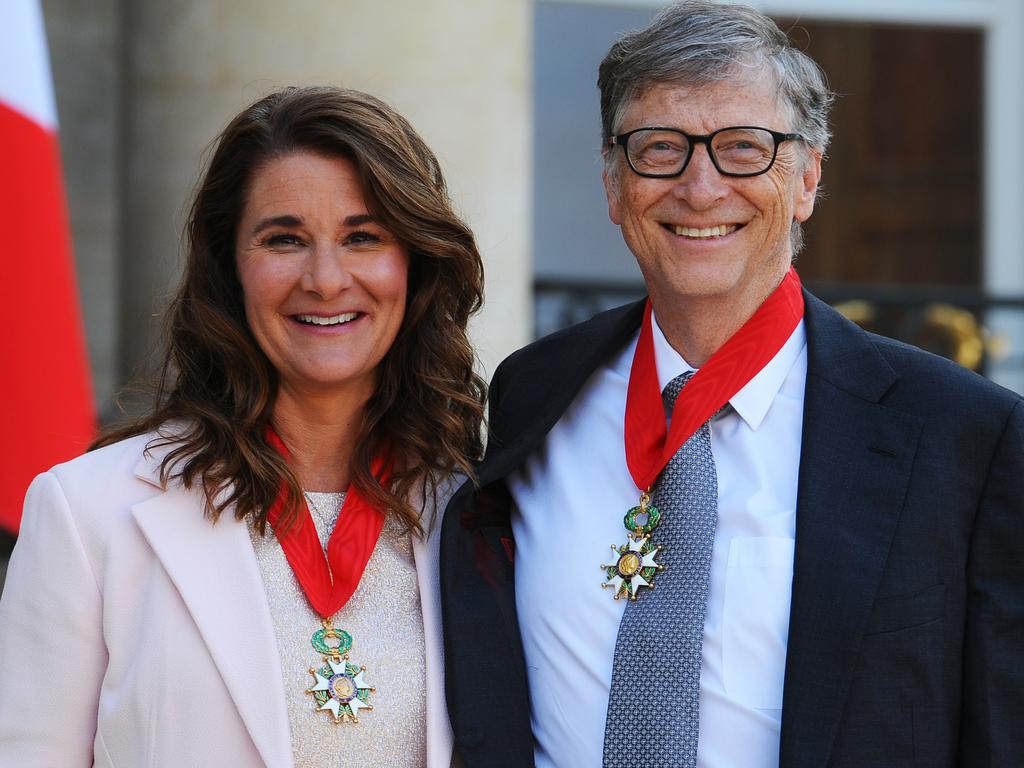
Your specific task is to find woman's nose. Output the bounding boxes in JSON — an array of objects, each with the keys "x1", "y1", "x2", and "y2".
[{"x1": 301, "y1": 243, "x2": 354, "y2": 298}]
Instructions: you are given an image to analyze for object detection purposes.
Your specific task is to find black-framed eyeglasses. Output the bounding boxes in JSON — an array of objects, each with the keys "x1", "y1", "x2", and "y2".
[{"x1": 609, "y1": 126, "x2": 805, "y2": 178}]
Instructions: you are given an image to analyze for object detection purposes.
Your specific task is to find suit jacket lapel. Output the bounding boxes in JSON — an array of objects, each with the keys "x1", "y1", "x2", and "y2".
[
  {"x1": 780, "y1": 293, "x2": 924, "y2": 767},
  {"x1": 130, "y1": 449, "x2": 292, "y2": 768},
  {"x1": 441, "y1": 300, "x2": 647, "y2": 760}
]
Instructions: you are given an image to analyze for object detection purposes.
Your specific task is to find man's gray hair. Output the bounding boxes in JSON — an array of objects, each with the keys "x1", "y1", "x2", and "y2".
[{"x1": 598, "y1": 1, "x2": 834, "y2": 152}]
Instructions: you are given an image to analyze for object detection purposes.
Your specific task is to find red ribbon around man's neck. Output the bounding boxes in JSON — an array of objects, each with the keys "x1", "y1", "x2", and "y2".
[
  {"x1": 265, "y1": 428, "x2": 389, "y2": 619},
  {"x1": 624, "y1": 267, "x2": 804, "y2": 491}
]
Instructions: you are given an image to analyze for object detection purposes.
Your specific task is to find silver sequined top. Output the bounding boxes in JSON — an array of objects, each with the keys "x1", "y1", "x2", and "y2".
[{"x1": 248, "y1": 492, "x2": 426, "y2": 768}]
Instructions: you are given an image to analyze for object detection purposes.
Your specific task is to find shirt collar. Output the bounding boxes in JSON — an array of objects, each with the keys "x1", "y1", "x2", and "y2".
[{"x1": 650, "y1": 309, "x2": 807, "y2": 431}]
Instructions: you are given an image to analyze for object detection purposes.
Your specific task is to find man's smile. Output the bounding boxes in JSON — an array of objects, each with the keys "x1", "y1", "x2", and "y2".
[{"x1": 660, "y1": 223, "x2": 743, "y2": 239}]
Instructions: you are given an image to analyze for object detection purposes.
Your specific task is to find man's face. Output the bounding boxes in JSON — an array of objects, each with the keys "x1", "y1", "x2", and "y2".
[{"x1": 604, "y1": 72, "x2": 821, "y2": 314}]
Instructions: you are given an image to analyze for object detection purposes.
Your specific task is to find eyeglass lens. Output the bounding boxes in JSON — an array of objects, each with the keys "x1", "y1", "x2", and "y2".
[{"x1": 627, "y1": 128, "x2": 778, "y2": 176}]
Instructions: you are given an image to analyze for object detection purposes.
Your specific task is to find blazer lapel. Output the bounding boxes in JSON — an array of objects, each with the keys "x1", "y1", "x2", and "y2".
[
  {"x1": 779, "y1": 293, "x2": 924, "y2": 767},
  {"x1": 130, "y1": 449, "x2": 293, "y2": 768},
  {"x1": 412, "y1": 474, "x2": 458, "y2": 768}
]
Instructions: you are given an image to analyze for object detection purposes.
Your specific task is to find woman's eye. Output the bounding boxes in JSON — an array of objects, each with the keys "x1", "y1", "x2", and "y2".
[
  {"x1": 346, "y1": 230, "x2": 381, "y2": 246},
  {"x1": 265, "y1": 233, "x2": 302, "y2": 248}
]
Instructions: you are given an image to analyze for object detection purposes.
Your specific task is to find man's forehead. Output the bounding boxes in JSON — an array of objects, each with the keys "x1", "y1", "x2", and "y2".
[{"x1": 621, "y1": 72, "x2": 792, "y2": 128}]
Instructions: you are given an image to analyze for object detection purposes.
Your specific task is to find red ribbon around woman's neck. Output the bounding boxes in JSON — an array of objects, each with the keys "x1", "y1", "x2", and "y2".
[
  {"x1": 265, "y1": 428, "x2": 389, "y2": 619},
  {"x1": 624, "y1": 267, "x2": 804, "y2": 491}
]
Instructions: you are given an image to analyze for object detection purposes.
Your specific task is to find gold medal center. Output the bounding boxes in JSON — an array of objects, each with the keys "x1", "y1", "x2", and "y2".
[
  {"x1": 331, "y1": 675, "x2": 356, "y2": 700},
  {"x1": 617, "y1": 552, "x2": 642, "y2": 577}
]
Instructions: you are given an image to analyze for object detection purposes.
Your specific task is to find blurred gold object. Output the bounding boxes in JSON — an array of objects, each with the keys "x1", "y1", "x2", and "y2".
[
  {"x1": 834, "y1": 299, "x2": 994, "y2": 372},
  {"x1": 833, "y1": 300, "x2": 876, "y2": 327},
  {"x1": 921, "y1": 304, "x2": 984, "y2": 371}
]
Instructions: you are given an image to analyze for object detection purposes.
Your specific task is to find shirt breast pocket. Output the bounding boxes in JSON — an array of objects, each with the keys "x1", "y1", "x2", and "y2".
[{"x1": 721, "y1": 536, "x2": 795, "y2": 711}]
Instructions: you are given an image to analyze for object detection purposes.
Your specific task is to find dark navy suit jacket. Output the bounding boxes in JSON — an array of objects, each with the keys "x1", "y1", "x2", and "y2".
[{"x1": 441, "y1": 291, "x2": 1024, "y2": 767}]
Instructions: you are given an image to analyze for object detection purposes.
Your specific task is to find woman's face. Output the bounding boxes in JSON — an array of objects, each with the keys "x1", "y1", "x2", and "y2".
[{"x1": 235, "y1": 151, "x2": 409, "y2": 401}]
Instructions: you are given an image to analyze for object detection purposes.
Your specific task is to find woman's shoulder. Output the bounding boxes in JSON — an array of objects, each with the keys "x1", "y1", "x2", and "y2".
[
  {"x1": 48, "y1": 429, "x2": 168, "y2": 491},
  {"x1": 16, "y1": 430, "x2": 186, "y2": 583},
  {"x1": 33, "y1": 428, "x2": 186, "y2": 534}
]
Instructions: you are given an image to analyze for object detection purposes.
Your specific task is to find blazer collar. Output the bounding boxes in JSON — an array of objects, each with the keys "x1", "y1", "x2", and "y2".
[
  {"x1": 780, "y1": 291, "x2": 924, "y2": 767},
  {"x1": 131, "y1": 445, "x2": 293, "y2": 768}
]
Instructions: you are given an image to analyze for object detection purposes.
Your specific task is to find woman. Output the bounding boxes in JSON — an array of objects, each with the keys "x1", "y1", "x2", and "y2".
[{"x1": 0, "y1": 86, "x2": 485, "y2": 768}]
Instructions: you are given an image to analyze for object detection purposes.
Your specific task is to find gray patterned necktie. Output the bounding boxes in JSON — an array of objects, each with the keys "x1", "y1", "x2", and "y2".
[{"x1": 603, "y1": 371, "x2": 718, "y2": 767}]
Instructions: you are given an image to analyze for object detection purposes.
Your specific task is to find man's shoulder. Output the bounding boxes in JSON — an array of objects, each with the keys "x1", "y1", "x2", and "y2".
[
  {"x1": 807, "y1": 293, "x2": 1021, "y2": 423},
  {"x1": 868, "y1": 329, "x2": 1020, "y2": 408},
  {"x1": 494, "y1": 299, "x2": 645, "y2": 383}
]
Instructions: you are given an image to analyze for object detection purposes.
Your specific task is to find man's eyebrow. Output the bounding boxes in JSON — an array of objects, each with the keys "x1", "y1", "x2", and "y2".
[{"x1": 249, "y1": 212, "x2": 378, "y2": 237}]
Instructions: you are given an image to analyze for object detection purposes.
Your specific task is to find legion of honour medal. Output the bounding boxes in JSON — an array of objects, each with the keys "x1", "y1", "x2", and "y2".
[
  {"x1": 604, "y1": 269, "x2": 807, "y2": 602},
  {"x1": 601, "y1": 490, "x2": 664, "y2": 600},
  {"x1": 265, "y1": 427, "x2": 390, "y2": 728},
  {"x1": 306, "y1": 617, "x2": 375, "y2": 724}
]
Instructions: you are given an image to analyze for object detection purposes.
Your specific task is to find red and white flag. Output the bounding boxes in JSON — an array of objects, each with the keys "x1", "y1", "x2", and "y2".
[{"x1": 0, "y1": 0, "x2": 96, "y2": 534}]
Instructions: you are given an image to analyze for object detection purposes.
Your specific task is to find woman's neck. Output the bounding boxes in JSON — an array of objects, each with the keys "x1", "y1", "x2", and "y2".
[{"x1": 270, "y1": 385, "x2": 370, "y2": 492}]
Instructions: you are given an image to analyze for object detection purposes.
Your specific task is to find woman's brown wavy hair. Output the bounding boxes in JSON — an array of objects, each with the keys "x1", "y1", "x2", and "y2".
[{"x1": 95, "y1": 86, "x2": 486, "y2": 534}]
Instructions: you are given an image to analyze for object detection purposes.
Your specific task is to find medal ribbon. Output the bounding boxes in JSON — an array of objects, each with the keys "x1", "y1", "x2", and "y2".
[
  {"x1": 625, "y1": 267, "x2": 804, "y2": 491},
  {"x1": 265, "y1": 428, "x2": 389, "y2": 619}
]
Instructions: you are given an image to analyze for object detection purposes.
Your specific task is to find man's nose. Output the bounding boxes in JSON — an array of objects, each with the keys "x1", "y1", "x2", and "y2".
[{"x1": 671, "y1": 143, "x2": 730, "y2": 209}]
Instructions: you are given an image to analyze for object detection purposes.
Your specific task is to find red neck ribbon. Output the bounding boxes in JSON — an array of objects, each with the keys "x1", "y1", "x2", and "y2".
[
  {"x1": 625, "y1": 267, "x2": 804, "y2": 491},
  {"x1": 265, "y1": 428, "x2": 389, "y2": 620}
]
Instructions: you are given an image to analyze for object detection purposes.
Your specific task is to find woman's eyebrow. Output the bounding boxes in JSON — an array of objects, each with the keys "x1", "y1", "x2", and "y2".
[
  {"x1": 250, "y1": 214, "x2": 302, "y2": 237},
  {"x1": 250, "y1": 212, "x2": 378, "y2": 237}
]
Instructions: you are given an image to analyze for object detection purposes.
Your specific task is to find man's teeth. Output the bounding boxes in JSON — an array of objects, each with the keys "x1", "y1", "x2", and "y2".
[
  {"x1": 674, "y1": 224, "x2": 738, "y2": 238},
  {"x1": 296, "y1": 312, "x2": 358, "y2": 326}
]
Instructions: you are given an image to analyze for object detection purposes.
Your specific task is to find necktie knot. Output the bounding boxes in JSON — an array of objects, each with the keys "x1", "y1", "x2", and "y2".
[
  {"x1": 662, "y1": 371, "x2": 694, "y2": 411},
  {"x1": 662, "y1": 371, "x2": 732, "y2": 421}
]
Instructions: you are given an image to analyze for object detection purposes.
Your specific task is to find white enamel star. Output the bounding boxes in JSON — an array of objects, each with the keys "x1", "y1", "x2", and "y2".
[
  {"x1": 601, "y1": 532, "x2": 663, "y2": 600},
  {"x1": 306, "y1": 655, "x2": 375, "y2": 723}
]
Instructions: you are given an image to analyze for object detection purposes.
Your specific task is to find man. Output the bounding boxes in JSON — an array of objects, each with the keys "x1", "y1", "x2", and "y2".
[{"x1": 441, "y1": 2, "x2": 1024, "y2": 766}]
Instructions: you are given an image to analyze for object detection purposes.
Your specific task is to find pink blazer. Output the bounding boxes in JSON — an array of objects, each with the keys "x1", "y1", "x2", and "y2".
[{"x1": 0, "y1": 433, "x2": 456, "y2": 767}]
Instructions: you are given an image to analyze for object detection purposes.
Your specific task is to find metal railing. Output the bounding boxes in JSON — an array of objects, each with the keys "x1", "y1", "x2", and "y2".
[{"x1": 534, "y1": 277, "x2": 1024, "y2": 380}]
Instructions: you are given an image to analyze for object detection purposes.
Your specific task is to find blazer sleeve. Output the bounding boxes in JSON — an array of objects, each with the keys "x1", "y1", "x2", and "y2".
[
  {"x1": 959, "y1": 398, "x2": 1024, "y2": 765},
  {"x1": 0, "y1": 471, "x2": 107, "y2": 766}
]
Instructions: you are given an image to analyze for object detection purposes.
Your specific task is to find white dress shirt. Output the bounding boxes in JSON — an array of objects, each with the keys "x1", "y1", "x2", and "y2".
[{"x1": 508, "y1": 313, "x2": 807, "y2": 768}]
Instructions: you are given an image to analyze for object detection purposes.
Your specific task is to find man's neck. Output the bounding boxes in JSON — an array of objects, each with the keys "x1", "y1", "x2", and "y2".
[{"x1": 649, "y1": 275, "x2": 786, "y2": 368}]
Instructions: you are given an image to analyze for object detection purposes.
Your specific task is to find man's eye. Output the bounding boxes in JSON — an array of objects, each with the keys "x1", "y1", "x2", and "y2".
[{"x1": 644, "y1": 140, "x2": 684, "y2": 153}]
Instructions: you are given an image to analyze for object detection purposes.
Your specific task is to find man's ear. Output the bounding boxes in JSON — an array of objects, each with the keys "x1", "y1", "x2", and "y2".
[
  {"x1": 794, "y1": 148, "x2": 822, "y2": 223},
  {"x1": 603, "y1": 164, "x2": 622, "y2": 226}
]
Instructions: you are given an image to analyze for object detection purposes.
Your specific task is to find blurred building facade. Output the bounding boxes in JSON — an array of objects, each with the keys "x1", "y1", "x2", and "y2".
[
  {"x1": 43, "y1": 0, "x2": 1024, "y2": 416},
  {"x1": 2, "y1": 0, "x2": 1021, "y2": 591}
]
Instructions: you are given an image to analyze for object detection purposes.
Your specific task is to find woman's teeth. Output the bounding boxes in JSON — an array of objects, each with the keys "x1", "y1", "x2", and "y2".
[{"x1": 295, "y1": 312, "x2": 358, "y2": 326}]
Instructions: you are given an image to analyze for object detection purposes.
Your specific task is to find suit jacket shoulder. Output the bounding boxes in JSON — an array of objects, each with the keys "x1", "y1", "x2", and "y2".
[
  {"x1": 803, "y1": 290, "x2": 1020, "y2": 434},
  {"x1": 484, "y1": 300, "x2": 645, "y2": 480}
]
